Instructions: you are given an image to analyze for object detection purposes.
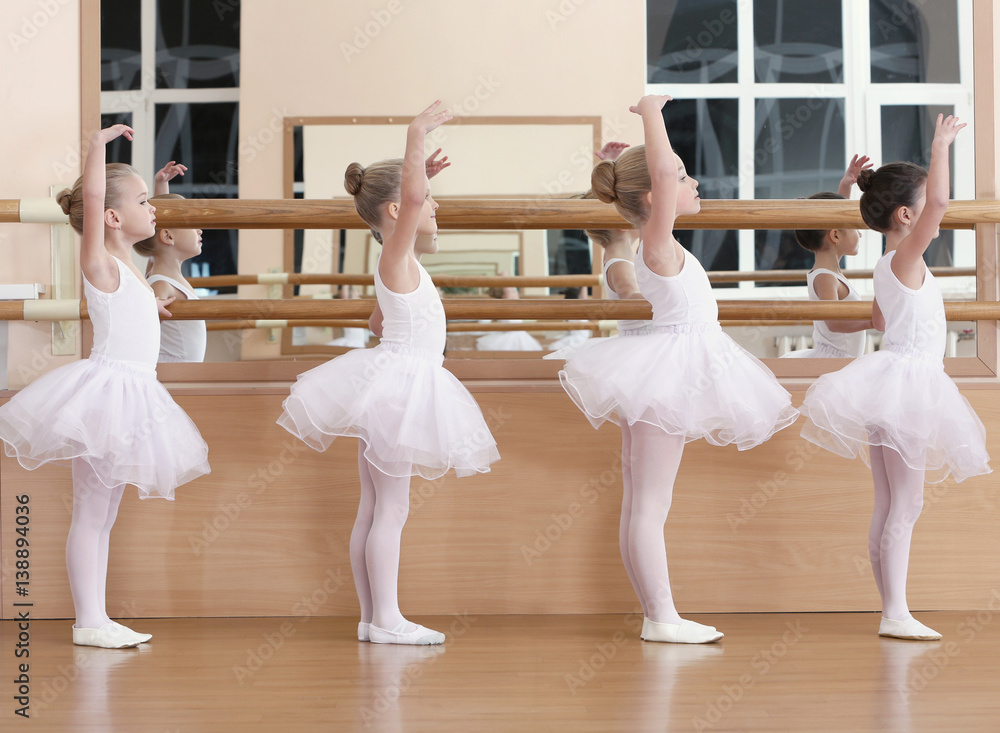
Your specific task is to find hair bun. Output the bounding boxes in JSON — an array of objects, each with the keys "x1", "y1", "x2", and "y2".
[
  {"x1": 344, "y1": 163, "x2": 365, "y2": 196},
  {"x1": 856, "y1": 168, "x2": 875, "y2": 193},
  {"x1": 590, "y1": 160, "x2": 618, "y2": 204},
  {"x1": 56, "y1": 188, "x2": 74, "y2": 216}
]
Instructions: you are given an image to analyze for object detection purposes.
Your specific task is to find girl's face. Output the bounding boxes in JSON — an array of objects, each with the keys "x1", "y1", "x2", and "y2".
[
  {"x1": 417, "y1": 185, "x2": 439, "y2": 235},
  {"x1": 834, "y1": 228, "x2": 861, "y2": 257},
  {"x1": 114, "y1": 175, "x2": 157, "y2": 239},
  {"x1": 674, "y1": 156, "x2": 701, "y2": 217},
  {"x1": 168, "y1": 228, "x2": 203, "y2": 259}
]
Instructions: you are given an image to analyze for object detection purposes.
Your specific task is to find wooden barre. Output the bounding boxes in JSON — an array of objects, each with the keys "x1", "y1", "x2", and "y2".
[
  {"x1": 206, "y1": 320, "x2": 603, "y2": 333},
  {"x1": 189, "y1": 266, "x2": 977, "y2": 289},
  {"x1": 1, "y1": 299, "x2": 995, "y2": 321},
  {"x1": 2, "y1": 198, "x2": 997, "y2": 229}
]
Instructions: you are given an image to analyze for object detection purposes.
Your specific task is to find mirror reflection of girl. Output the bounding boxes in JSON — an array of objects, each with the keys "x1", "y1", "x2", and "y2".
[
  {"x1": 553, "y1": 95, "x2": 798, "y2": 643},
  {"x1": 801, "y1": 115, "x2": 990, "y2": 640},
  {"x1": 475, "y1": 280, "x2": 543, "y2": 351},
  {"x1": 0, "y1": 126, "x2": 210, "y2": 648},
  {"x1": 135, "y1": 162, "x2": 207, "y2": 362},
  {"x1": 278, "y1": 103, "x2": 499, "y2": 646},
  {"x1": 783, "y1": 155, "x2": 874, "y2": 359},
  {"x1": 326, "y1": 285, "x2": 370, "y2": 349}
]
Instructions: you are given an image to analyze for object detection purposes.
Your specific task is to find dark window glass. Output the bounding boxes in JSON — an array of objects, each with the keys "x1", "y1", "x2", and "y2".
[
  {"x1": 547, "y1": 230, "x2": 591, "y2": 280},
  {"x1": 156, "y1": 0, "x2": 240, "y2": 89},
  {"x1": 648, "y1": 0, "x2": 739, "y2": 83},
  {"x1": 155, "y1": 103, "x2": 239, "y2": 286},
  {"x1": 881, "y1": 105, "x2": 955, "y2": 266},
  {"x1": 101, "y1": 0, "x2": 141, "y2": 91},
  {"x1": 754, "y1": 0, "x2": 843, "y2": 83},
  {"x1": 754, "y1": 98, "x2": 846, "y2": 280},
  {"x1": 870, "y1": 0, "x2": 959, "y2": 83},
  {"x1": 100, "y1": 112, "x2": 134, "y2": 165},
  {"x1": 665, "y1": 99, "x2": 740, "y2": 280}
]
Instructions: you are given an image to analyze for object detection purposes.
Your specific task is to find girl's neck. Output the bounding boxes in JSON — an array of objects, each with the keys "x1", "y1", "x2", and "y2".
[
  {"x1": 812, "y1": 248, "x2": 844, "y2": 274},
  {"x1": 147, "y1": 250, "x2": 188, "y2": 283},
  {"x1": 883, "y1": 231, "x2": 904, "y2": 255},
  {"x1": 603, "y1": 238, "x2": 635, "y2": 262},
  {"x1": 104, "y1": 230, "x2": 135, "y2": 261}
]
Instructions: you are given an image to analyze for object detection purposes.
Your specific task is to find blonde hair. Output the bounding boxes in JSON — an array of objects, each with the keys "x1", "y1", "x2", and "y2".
[
  {"x1": 344, "y1": 159, "x2": 403, "y2": 244},
  {"x1": 56, "y1": 163, "x2": 142, "y2": 235},
  {"x1": 573, "y1": 190, "x2": 615, "y2": 248},
  {"x1": 590, "y1": 146, "x2": 651, "y2": 227},
  {"x1": 133, "y1": 193, "x2": 184, "y2": 256}
]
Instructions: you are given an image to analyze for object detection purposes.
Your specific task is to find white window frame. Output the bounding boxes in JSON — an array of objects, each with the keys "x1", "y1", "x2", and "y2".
[{"x1": 647, "y1": 0, "x2": 976, "y2": 301}]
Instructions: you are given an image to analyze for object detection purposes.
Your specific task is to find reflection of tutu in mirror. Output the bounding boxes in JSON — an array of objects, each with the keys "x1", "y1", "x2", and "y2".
[
  {"x1": 279, "y1": 262, "x2": 499, "y2": 479},
  {"x1": 476, "y1": 323, "x2": 543, "y2": 351}
]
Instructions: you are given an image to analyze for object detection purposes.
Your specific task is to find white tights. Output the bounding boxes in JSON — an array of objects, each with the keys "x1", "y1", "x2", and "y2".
[
  {"x1": 620, "y1": 422, "x2": 686, "y2": 625},
  {"x1": 349, "y1": 441, "x2": 417, "y2": 632},
  {"x1": 66, "y1": 458, "x2": 125, "y2": 629},
  {"x1": 869, "y1": 444, "x2": 926, "y2": 620}
]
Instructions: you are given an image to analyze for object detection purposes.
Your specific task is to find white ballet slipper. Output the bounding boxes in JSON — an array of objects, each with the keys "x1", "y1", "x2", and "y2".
[
  {"x1": 72, "y1": 622, "x2": 143, "y2": 649},
  {"x1": 358, "y1": 621, "x2": 370, "y2": 642},
  {"x1": 641, "y1": 619, "x2": 724, "y2": 644},
  {"x1": 111, "y1": 621, "x2": 152, "y2": 643},
  {"x1": 641, "y1": 616, "x2": 716, "y2": 639},
  {"x1": 369, "y1": 622, "x2": 445, "y2": 646},
  {"x1": 878, "y1": 616, "x2": 942, "y2": 640}
]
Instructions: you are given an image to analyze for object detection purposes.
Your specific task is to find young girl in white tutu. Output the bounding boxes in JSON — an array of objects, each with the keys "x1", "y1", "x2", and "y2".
[
  {"x1": 278, "y1": 102, "x2": 499, "y2": 645},
  {"x1": 554, "y1": 95, "x2": 798, "y2": 643},
  {"x1": 800, "y1": 115, "x2": 990, "y2": 640},
  {"x1": 0, "y1": 125, "x2": 211, "y2": 648},
  {"x1": 783, "y1": 155, "x2": 874, "y2": 359}
]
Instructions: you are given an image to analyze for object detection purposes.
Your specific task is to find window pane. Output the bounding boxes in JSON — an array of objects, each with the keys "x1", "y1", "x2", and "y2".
[
  {"x1": 754, "y1": 0, "x2": 843, "y2": 83},
  {"x1": 156, "y1": 0, "x2": 240, "y2": 89},
  {"x1": 665, "y1": 99, "x2": 740, "y2": 277},
  {"x1": 754, "y1": 98, "x2": 845, "y2": 277},
  {"x1": 881, "y1": 105, "x2": 955, "y2": 266},
  {"x1": 648, "y1": 0, "x2": 739, "y2": 83},
  {"x1": 101, "y1": 0, "x2": 141, "y2": 91},
  {"x1": 870, "y1": 0, "x2": 959, "y2": 83},
  {"x1": 100, "y1": 112, "x2": 133, "y2": 165},
  {"x1": 155, "y1": 103, "x2": 239, "y2": 284}
]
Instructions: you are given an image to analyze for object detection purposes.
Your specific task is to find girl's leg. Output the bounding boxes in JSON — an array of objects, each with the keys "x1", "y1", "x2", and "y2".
[
  {"x1": 626, "y1": 423, "x2": 685, "y2": 625},
  {"x1": 879, "y1": 447, "x2": 926, "y2": 621},
  {"x1": 868, "y1": 443, "x2": 892, "y2": 605},
  {"x1": 619, "y1": 420, "x2": 648, "y2": 617},
  {"x1": 66, "y1": 459, "x2": 124, "y2": 629},
  {"x1": 365, "y1": 460, "x2": 443, "y2": 644},
  {"x1": 350, "y1": 441, "x2": 377, "y2": 626}
]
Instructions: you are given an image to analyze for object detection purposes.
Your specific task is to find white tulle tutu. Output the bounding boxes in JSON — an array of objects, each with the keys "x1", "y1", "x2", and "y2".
[
  {"x1": 0, "y1": 354, "x2": 210, "y2": 499},
  {"x1": 278, "y1": 343, "x2": 499, "y2": 479},
  {"x1": 553, "y1": 324, "x2": 799, "y2": 449},
  {"x1": 476, "y1": 328, "x2": 542, "y2": 351},
  {"x1": 800, "y1": 350, "x2": 991, "y2": 483}
]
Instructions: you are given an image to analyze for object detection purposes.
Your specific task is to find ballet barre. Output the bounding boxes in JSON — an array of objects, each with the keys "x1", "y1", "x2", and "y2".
[
  {"x1": 2, "y1": 299, "x2": 997, "y2": 322},
  {"x1": 187, "y1": 266, "x2": 976, "y2": 289},
  {"x1": 3, "y1": 197, "x2": 999, "y2": 229},
  {"x1": 205, "y1": 319, "x2": 604, "y2": 333}
]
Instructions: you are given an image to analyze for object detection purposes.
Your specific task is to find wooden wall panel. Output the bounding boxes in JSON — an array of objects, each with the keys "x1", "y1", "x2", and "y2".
[{"x1": 2, "y1": 387, "x2": 999, "y2": 619}]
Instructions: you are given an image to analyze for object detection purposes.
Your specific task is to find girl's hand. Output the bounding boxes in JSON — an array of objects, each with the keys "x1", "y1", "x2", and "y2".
[
  {"x1": 155, "y1": 161, "x2": 188, "y2": 184},
  {"x1": 157, "y1": 296, "x2": 176, "y2": 318},
  {"x1": 93, "y1": 124, "x2": 135, "y2": 144},
  {"x1": 425, "y1": 148, "x2": 451, "y2": 178},
  {"x1": 629, "y1": 94, "x2": 672, "y2": 115},
  {"x1": 596, "y1": 142, "x2": 630, "y2": 161},
  {"x1": 842, "y1": 154, "x2": 872, "y2": 185},
  {"x1": 933, "y1": 114, "x2": 966, "y2": 147},
  {"x1": 410, "y1": 100, "x2": 453, "y2": 134}
]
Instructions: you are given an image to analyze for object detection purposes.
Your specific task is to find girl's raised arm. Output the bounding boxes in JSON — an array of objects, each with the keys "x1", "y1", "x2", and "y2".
[
  {"x1": 81, "y1": 125, "x2": 133, "y2": 289},
  {"x1": 380, "y1": 101, "x2": 452, "y2": 285},
  {"x1": 893, "y1": 115, "x2": 965, "y2": 284},
  {"x1": 632, "y1": 95, "x2": 683, "y2": 275}
]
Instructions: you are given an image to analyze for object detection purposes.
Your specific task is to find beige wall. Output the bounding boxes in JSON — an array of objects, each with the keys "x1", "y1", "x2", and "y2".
[
  {"x1": 238, "y1": 0, "x2": 647, "y2": 358},
  {"x1": 0, "y1": 0, "x2": 82, "y2": 388}
]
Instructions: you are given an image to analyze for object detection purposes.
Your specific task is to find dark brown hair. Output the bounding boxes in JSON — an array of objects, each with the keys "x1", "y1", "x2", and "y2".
[
  {"x1": 794, "y1": 192, "x2": 845, "y2": 252},
  {"x1": 856, "y1": 162, "x2": 928, "y2": 233}
]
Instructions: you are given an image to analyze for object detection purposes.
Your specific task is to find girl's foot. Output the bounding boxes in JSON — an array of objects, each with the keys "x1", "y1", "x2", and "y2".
[
  {"x1": 641, "y1": 619, "x2": 723, "y2": 644},
  {"x1": 72, "y1": 622, "x2": 143, "y2": 649},
  {"x1": 369, "y1": 622, "x2": 445, "y2": 645},
  {"x1": 878, "y1": 615, "x2": 942, "y2": 640},
  {"x1": 358, "y1": 621, "x2": 371, "y2": 642}
]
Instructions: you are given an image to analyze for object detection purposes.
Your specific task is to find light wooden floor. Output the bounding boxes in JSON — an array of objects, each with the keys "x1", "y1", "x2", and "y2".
[{"x1": 3, "y1": 613, "x2": 999, "y2": 732}]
